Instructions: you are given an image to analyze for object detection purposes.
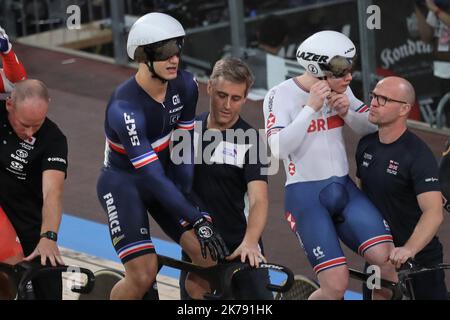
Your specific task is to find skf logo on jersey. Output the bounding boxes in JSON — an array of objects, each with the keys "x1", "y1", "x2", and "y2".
[
  {"x1": 285, "y1": 211, "x2": 296, "y2": 231},
  {"x1": 288, "y1": 162, "x2": 296, "y2": 176},
  {"x1": 266, "y1": 112, "x2": 276, "y2": 129},
  {"x1": 313, "y1": 246, "x2": 325, "y2": 259},
  {"x1": 296, "y1": 51, "x2": 329, "y2": 64},
  {"x1": 172, "y1": 94, "x2": 181, "y2": 105},
  {"x1": 123, "y1": 113, "x2": 140, "y2": 146},
  {"x1": 386, "y1": 160, "x2": 399, "y2": 175}
]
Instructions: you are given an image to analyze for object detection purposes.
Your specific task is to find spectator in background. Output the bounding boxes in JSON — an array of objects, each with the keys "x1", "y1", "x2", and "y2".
[
  {"x1": 415, "y1": 0, "x2": 450, "y2": 127},
  {"x1": 243, "y1": 15, "x2": 288, "y2": 89}
]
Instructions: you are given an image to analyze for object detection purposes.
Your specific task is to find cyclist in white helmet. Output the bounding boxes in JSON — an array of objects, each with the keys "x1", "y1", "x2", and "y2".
[
  {"x1": 263, "y1": 30, "x2": 397, "y2": 299},
  {"x1": 97, "y1": 12, "x2": 228, "y2": 300}
]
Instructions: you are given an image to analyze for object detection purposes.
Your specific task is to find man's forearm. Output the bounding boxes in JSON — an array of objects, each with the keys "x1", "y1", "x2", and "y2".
[
  {"x1": 243, "y1": 201, "x2": 268, "y2": 245},
  {"x1": 41, "y1": 191, "x2": 63, "y2": 234},
  {"x1": 404, "y1": 208, "x2": 443, "y2": 256}
]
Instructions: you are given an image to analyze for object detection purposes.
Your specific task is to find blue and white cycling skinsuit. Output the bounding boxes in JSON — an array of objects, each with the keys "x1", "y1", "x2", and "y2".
[
  {"x1": 263, "y1": 77, "x2": 393, "y2": 274},
  {"x1": 97, "y1": 70, "x2": 204, "y2": 264}
]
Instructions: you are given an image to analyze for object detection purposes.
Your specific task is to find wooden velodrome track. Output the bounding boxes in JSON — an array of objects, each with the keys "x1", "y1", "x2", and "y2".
[{"x1": 10, "y1": 42, "x2": 450, "y2": 294}]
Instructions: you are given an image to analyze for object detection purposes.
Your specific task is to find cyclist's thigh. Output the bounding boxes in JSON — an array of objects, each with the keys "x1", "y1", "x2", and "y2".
[
  {"x1": 147, "y1": 201, "x2": 186, "y2": 244},
  {"x1": 0, "y1": 206, "x2": 24, "y2": 264},
  {"x1": 337, "y1": 179, "x2": 392, "y2": 256},
  {"x1": 97, "y1": 168, "x2": 156, "y2": 264},
  {"x1": 285, "y1": 182, "x2": 346, "y2": 275}
]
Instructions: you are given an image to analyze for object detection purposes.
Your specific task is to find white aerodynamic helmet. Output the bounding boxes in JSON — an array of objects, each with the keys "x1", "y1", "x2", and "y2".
[
  {"x1": 126, "y1": 12, "x2": 185, "y2": 60},
  {"x1": 296, "y1": 30, "x2": 356, "y2": 78}
]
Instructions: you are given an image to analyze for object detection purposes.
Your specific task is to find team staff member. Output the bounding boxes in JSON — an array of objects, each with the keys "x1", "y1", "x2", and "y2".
[
  {"x1": 0, "y1": 26, "x2": 27, "y2": 93},
  {"x1": 356, "y1": 76, "x2": 447, "y2": 300},
  {"x1": 180, "y1": 58, "x2": 272, "y2": 299},
  {"x1": 263, "y1": 31, "x2": 397, "y2": 300},
  {"x1": 0, "y1": 79, "x2": 67, "y2": 299},
  {"x1": 97, "y1": 13, "x2": 228, "y2": 300},
  {"x1": 441, "y1": 137, "x2": 450, "y2": 212}
]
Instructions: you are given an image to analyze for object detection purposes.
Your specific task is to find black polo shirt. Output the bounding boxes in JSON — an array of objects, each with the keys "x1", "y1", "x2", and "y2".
[
  {"x1": 0, "y1": 101, "x2": 68, "y2": 241},
  {"x1": 193, "y1": 112, "x2": 268, "y2": 252},
  {"x1": 356, "y1": 130, "x2": 443, "y2": 263},
  {"x1": 441, "y1": 137, "x2": 450, "y2": 212}
]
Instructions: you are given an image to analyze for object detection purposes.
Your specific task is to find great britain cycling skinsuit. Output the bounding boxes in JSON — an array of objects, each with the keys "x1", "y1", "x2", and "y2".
[
  {"x1": 263, "y1": 78, "x2": 393, "y2": 274},
  {"x1": 97, "y1": 70, "x2": 205, "y2": 264}
]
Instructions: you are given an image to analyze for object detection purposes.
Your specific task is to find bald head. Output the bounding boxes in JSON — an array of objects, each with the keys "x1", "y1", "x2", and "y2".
[
  {"x1": 11, "y1": 79, "x2": 50, "y2": 108},
  {"x1": 377, "y1": 76, "x2": 415, "y2": 105},
  {"x1": 6, "y1": 79, "x2": 50, "y2": 140}
]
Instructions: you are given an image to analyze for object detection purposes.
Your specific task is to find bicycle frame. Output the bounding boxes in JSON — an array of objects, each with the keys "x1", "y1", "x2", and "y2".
[
  {"x1": 157, "y1": 255, "x2": 294, "y2": 300},
  {"x1": 348, "y1": 262, "x2": 450, "y2": 300}
]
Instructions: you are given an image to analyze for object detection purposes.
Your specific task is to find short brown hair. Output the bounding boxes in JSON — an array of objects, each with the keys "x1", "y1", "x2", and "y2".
[{"x1": 210, "y1": 58, "x2": 254, "y2": 96}]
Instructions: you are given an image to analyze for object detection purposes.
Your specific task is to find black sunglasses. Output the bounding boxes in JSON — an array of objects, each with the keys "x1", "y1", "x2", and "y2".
[{"x1": 144, "y1": 37, "x2": 184, "y2": 62}]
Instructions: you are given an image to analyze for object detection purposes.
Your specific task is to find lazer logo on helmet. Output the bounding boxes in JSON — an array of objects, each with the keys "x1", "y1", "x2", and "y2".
[
  {"x1": 123, "y1": 113, "x2": 140, "y2": 146},
  {"x1": 296, "y1": 51, "x2": 328, "y2": 63}
]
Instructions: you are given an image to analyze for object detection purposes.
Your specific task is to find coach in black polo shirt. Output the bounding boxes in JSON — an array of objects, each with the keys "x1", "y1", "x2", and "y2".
[
  {"x1": 356, "y1": 76, "x2": 447, "y2": 299},
  {"x1": 180, "y1": 58, "x2": 272, "y2": 299},
  {"x1": 441, "y1": 137, "x2": 450, "y2": 213},
  {"x1": 0, "y1": 79, "x2": 67, "y2": 299}
]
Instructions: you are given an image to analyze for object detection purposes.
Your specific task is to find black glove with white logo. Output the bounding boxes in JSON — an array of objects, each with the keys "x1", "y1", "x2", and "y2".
[{"x1": 193, "y1": 216, "x2": 229, "y2": 261}]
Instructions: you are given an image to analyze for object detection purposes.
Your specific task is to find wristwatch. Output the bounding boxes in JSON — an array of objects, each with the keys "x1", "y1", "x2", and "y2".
[{"x1": 40, "y1": 231, "x2": 58, "y2": 241}]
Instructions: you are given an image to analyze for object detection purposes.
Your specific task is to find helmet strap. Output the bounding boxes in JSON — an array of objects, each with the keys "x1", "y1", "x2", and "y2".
[{"x1": 145, "y1": 60, "x2": 168, "y2": 84}]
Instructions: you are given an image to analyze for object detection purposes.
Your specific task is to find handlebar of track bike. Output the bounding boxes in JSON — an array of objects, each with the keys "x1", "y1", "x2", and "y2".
[
  {"x1": 7, "y1": 261, "x2": 95, "y2": 299},
  {"x1": 157, "y1": 255, "x2": 294, "y2": 300},
  {"x1": 348, "y1": 259, "x2": 450, "y2": 300}
]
